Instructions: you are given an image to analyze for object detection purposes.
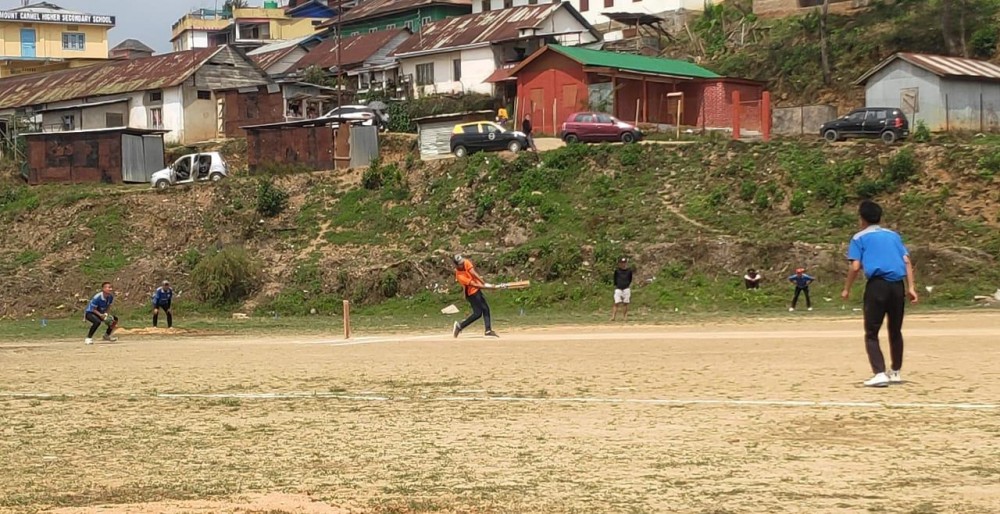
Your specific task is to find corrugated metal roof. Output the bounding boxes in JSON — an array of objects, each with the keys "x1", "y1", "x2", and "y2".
[
  {"x1": 323, "y1": 0, "x2": 470, "y2": 26},
  {"x1": 251, "y1": 45, "x2": 301, "y2": 71},
  {"x1": 549, "y1": 44, "x2": 720, "y2": 79},
  {"x1": 111, "y1": 39, "x2": 155, "y2": 53},
  {"x1": 0, "y1": 47, "x2": 222, "y2": 110},
  {"x1": 13, "y1": 2, "x2": 85, "y2": 16},
  {"x1": 856, "y1": 52, "x2": 1000, "y2": 85},
  {"x1": 392, "y1": 4, "x2": 579, "y2": 56},
  {"x1": 247, "y1": 36, "x2": 313, "y2": 56},
  {"x1": 294, "y1": 29, "x2": 410, "y2": 70}
]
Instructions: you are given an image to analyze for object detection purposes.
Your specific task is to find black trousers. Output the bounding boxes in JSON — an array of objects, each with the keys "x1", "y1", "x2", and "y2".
[
  {"x1": 864, "y1": 278, "x2": 906, "y2": 374},
  {"x1": 85, "y1": 312, "x2": 114, "y2": 338},
  {"x1": 459, "y1": 291, "x2": 492, "y2": 332},
  {"x1": 153, "y1": 303, "x2": 173, "y2": 328},
  {"x1": 792, "y1": 287, "x2": 811, "y2": 308}
]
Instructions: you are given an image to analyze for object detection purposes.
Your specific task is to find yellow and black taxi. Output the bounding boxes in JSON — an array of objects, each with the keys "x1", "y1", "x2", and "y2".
[{"x1": 450, "y1": 121, "x2": 529, "y2": 157}]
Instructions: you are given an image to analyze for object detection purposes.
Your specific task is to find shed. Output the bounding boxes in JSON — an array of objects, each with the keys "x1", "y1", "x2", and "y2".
[
  {"x1": 243, "y1": 118, "x2": 379, "y2": 173},
  {"x1": 22, "y1": 127, "x2": 166, "y2": 185},
  {"x1": 856, "y1": 52, "x2": 1000, "y2": 132},
  {"x1": 413, "y1": 110, "x2": 494, "y2": 159},
  {"x1": 505, "y1": 45, "x2": 766, "y2": 134}
]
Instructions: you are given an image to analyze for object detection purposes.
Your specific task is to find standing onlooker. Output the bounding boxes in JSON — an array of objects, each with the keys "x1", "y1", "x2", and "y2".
[
  {"x1": 744, "y1": 268, "x2": 762, "y2": 290},
  {"x1": 841, "y1": 200, "x2": 918, "y2": 388},
  {"x1": 496, "y1": 106, "x2": 509, "y2": 128},
  {"x1": 152, "y1": 280, "x2": 174, "y2": 329},
  {"x1": 787, "y1": 268, "x2": 814, "y2": 311},
  {"x1": 522, "y1": 114, "x2": 538, "y2": 152},
  {"x1": 611, "y1": 257, "x2": 633, "y2": 322},
  {"x1": 84, "y1": 282, "x2": 117, "y2": 345}
]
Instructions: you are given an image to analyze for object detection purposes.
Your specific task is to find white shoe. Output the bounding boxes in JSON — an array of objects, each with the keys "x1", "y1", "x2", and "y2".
[
  {"x1": 788, "y1": 307, "x2": 795, "y2": 312},
  {"x1": 888, "y1": 370, "x2": 902, "y2": 383},
  {"x1": 102, "y1": 334, "x2": 117, "y2": 342},
  {"x1": 864, "y1": 373, "x2": 890, "y2": 388},
  {"x1": 808, "y1": 307, "x2": 813, "y2": 311},
  {"x1": 84, "y1": 338, "x2": 93, "y2": 345},
  {"x1": 452, "y1": 322, "x2": 461, "y2": 339}
]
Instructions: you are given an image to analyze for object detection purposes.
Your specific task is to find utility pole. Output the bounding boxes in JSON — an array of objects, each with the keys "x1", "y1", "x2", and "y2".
[{"x1": 336, "y1": 0, "x2": 343, "y2": 107}]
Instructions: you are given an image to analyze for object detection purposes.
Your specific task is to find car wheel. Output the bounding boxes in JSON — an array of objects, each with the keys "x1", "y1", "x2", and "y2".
[
  {"x1": 508, "y1": 140, "x2": 522, "y2": 153},
  {"x1": 880, "y1": 130, "x2": 897, "y2": 144},
  {"x1": 155, "y1": 180, "x2": 170, "y2": 191},
  {"x1": 209, "y1": 173, "x2": 224, "y2": 182},
  {"x1": 564, "y1": 133, "x2": 579, "y2": 144},
  {"x1": 823, "y1": 129, "x2": 839, "y2": 143},
  {"x1": 454, "y1": 145, "x2": 467, "y2": 158},
  {"x1": 621, "y1": 132, "x2": 636, "y2": 144}
]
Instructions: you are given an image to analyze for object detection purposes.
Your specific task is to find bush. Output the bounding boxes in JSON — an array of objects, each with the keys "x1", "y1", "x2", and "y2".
[
  {"x1": 977, "y1": 149, "x2": 1000, "y2": 177},
  {"x1": 738, "y1": 180, "x2": 758, "y2": 202},
  {"x1": 789, "y1": 191, "x2": 807, "y2": 215},
  {"x1": 884, "y1": 148, "x2": 918, "y2": 185},
  {"x1": 191, "y1": 247, "x2": 261, "y2": 304},
  {"x1": 255, "y1": 179, "x2": 289, "y2": 218},
  {"x1": 912, "y1": 120, "x2": 931, "y2": 143},
  {"x1": 379, "y1": 270, "x2": 400, "y2": 298}
]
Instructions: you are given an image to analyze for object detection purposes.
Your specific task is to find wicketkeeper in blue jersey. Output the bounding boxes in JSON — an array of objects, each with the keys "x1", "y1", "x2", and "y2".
[{"x1": 84, "y1": 282, "x2": 117, "y2": 345}]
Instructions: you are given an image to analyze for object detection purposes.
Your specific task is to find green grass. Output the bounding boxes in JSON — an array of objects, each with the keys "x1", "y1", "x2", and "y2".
[{"x1": 80, "y1": 205, "x2": 131, "y2": 279}]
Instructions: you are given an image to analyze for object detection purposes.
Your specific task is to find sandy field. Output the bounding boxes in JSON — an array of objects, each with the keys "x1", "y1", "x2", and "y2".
[{"x1": 1, "y1": 311, "x2": 999, "y2": 514}]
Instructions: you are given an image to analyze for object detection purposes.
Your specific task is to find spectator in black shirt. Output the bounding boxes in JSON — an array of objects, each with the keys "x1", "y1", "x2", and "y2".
[
  {"x1": 612, "y1": 257, "x2": 633, "y2": 321},
  {"x1": 522, "y1": 114, "x2": 538, "y2": 152}
]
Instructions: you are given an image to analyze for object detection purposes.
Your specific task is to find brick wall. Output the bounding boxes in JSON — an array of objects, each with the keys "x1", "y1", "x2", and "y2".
[
  {"x1": 223, "y1": 87, "x2": 285, "y2": 137},
  {"x1": 26, "y1": 132, "x2": 123, "y2": 185}
]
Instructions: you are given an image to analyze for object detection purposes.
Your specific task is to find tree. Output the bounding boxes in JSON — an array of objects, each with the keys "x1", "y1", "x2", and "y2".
[
  {"x1": 224, "y1": 0, "x2": 249, "y2": 11},
  {"x1": 819, "y1": 0, "x2": 831, "y2": 84}
]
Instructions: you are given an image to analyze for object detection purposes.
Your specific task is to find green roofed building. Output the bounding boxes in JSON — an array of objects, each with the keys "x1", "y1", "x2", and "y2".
[{"x1": 501, "y1": 44, "x2": 763, "y2": 134}]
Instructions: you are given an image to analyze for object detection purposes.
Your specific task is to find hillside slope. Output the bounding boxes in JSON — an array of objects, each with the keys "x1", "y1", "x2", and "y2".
[{"x1": 1, "y1": 138, "x2": 998, "y2": 320}]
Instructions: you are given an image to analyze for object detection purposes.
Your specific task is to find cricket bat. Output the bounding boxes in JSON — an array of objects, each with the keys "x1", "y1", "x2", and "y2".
[{"x1": 482, "y1": 280, "x2": 531, "y2": 290}]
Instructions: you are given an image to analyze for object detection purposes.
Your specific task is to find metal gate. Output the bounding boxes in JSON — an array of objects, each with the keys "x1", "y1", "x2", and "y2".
[
  {"x1": 418, "y1": 121, "x2": 453, "y2": 158},
  {"x1": 349, "y1": 126, "x2": 379, "y2": 168},
  {"x1": 121, "y1": 134, "x2": 165, "y2": 183}
]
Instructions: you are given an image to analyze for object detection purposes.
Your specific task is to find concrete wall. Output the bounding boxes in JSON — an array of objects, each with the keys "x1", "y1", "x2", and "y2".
[
  {"x1": 402, "y1": 48, "x2": 496, "y2": 98},
  {"x1": 181, "y1": 83, "x2": 218, "y2": 143},
  {"x1": 0, "y1": 21, "x2": 110, "y2": 59},
  {"x1": 864, "y1": 59, "x2": 942, "y2": 129},
  {"x1": 772, "y1": 104, "x2": 837, "y2": 136}
]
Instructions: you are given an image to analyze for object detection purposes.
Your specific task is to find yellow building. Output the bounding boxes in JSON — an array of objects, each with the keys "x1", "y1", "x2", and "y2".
[
  {"x1": 172, "y1": 3, "x2": 331, "y2": 52},
  {"x1": 0, "y1": 2, "x2": 114, "y2": 77}
]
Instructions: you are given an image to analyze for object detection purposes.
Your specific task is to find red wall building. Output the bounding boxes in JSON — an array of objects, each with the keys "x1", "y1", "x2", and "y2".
[{"x1": 507, "y1": 46, "x2": 767, "y2": 136}]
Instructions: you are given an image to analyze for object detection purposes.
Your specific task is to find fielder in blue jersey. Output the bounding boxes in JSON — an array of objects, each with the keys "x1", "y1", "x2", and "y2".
[
  {"x1": 842, "y1": 200, "x2": 918, "y2": 388},
  {"x1": 152, "y1": 280, "x2": 174, "y2": 328},
  {"x1": 84, "y1": 282, "x2": 117, "y2": 345},
  {"x1": 787, "y1": 268, "x2": 815, "y2": 311}
]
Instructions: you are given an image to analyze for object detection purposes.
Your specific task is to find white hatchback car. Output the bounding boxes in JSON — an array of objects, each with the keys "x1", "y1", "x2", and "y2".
[{"x1": 151, "y1": 152, "x2": 228, "y2": 190}]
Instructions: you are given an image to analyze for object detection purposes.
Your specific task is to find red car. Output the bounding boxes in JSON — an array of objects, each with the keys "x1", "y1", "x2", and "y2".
[{"x1": 559, "y1": 112, "x2": 643, "y2": 144}]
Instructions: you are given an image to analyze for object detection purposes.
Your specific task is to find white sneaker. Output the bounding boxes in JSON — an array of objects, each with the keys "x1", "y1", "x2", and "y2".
[
  {"x1": 452, "y1": 322, "x2": 461, "y2": 339},
  {"x1": 84, "y1": 338, "x2": 93, "y2": 345},
  {"x1": 788, "y1": 307, "x2": 795, "y2": 312},
  {"x1": 808, "y1": 307, "x2": 813, "y2": 311},
  {"x1": 888, "y1": 370, "x2": 902, "y2": 383},
  {"x1": 864, "y1": 373, "x2": 890, "y2": 388}
]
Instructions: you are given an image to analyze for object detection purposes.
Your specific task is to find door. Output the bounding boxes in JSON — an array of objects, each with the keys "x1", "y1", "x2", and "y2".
[
  {"x1": 841, "y1": 110, "x2": 865, "y2": 134},
  {"x1": 20, "y1": 29, "x2": 36, "y2": 58},
  {"x1": 863, "y1": 109, "x2": 888, "y2": 135},
  {"x1": 174, "y1": 155, "x2": 193, "y2": 183},
  {"x1": 595, "y1": 113, "x2": 617, "y2": 140},
  {"x1": 121, "y1": 134, "x2": 147, "y2": 183},
  {"x1": 217, "y1": 98, "x2": 226, "y2": 138},
  {"x1": 482, "y1": 123, "x2": 503, "y2": 151}
]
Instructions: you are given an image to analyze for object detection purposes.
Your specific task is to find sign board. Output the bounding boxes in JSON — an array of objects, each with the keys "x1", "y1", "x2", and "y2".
[{"x1": 0, "y1": 11, "x2": 115, "y2": 26}]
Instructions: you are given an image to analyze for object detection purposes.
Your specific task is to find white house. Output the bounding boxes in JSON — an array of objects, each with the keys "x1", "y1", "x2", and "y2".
[
  {"x1": 392, "y1": 2, "x2": 601, "y2": 98},
  {"x1": 0, "y1": 46, "x2": 271, "y2": 144},
  {"x1": 470, "y1": 0, "x2": 711, "y2": 26}
]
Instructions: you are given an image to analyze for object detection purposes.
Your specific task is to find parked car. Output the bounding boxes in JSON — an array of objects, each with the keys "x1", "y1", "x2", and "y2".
[
  {"x1": 151, "y1": 152, "x2": 228, "y2": 190},
  {"x1": 560, "y1": 112, "x2": 643, "y2": 144},
  {"x1": 450, "y1": 121, "x2": 529, "y2": 157},
  {"x1": 322, "y1": 105, "x2": 389, "y2": 131},
  {"x1": 820, "y1": 107, "x2": 909, "y2": 144}
]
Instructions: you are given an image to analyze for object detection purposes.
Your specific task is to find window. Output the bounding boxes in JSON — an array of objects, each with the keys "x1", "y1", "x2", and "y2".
[
  {"x1": 404, "y1": 20, "x2": 413, "y2": 29},
  {"x1": 197, "y1": 90, "x2": 212, "y2": 100},
  {"x1": 245, "y1": 94, "x2": 259, "y2": 119},
  {"x1": 149, "y1": 108, "x2": 163, "y2": 129},
  {"x1": 462, "y1": 124, "x2": 478, "y2": 134},
  {"x1": 148, "y1": 91, "x2": 163, "y2": 103},
  {"x1": 596, "y1": 113, "x2": 613, "y2": 123},
  {"x1": 504, "y1": 0, "x2": 513, "y2": 7},
  {"x1": 580, "y1": 0, "x2": 589, "y2": 11},
  {"x1": 453, "y1": 58, "x2": 462, "y2": 81},
  {"x1": 416, "y1": 63, "x2": 434, "y2": 85},
  {"x1": 528, "y1": 0, "x2": 538, "y2": 4},
  {"x1": 61, "y1": 115, "x2": 75, "y2": 131},
  {"x1": 105, "y1": 112, "x2": 124, "y2": 127},
  {"x1": 482, "y1": 0, "x2": 491, "y2": 11},
  {"x1": 575, "y1": 113, "x2": 593, "y2": 123},
  {"x1": 874, "y1": 110, "x2": 887, "y2": 120},
  {"x1": 386, "y1": 23, "x2": 396, "y2": 29},
  {"x1": 421, "y1": 16, "x2": 432, "y2": 25},
  {"x1": 370, "y1": 27, "x2": 378, "y2": 33},
  {"x1": 351, "y1": 32, "x2": 360, "y2": 36},
  {"x1": 604, "y1": 0, "x2": 613, "y2": 7},
  {"x1": 62, "y1": 33, "x2": 85, "y2": 51},
  {"x1": 845, "y1": 111, "x2": 864, "y2": 122}
]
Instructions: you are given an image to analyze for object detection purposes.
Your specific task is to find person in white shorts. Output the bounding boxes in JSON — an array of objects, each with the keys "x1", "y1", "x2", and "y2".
[{"x1": 611, "y1": 257, "x2": 633, "y2": 321}]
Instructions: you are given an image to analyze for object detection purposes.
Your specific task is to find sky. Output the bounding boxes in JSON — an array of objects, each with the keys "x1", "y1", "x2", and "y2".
[{"x1": 3, "y1": 0, "x2": 231, "y2": 53}]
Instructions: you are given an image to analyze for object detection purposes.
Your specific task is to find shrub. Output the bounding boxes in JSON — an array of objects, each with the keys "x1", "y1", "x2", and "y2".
[
  {"x1": 789, "y1": 191, "x2": 807, "y2": 215},
  {"x1": 191, "y1": 246, "x2": 261, "y2": 304},
  {"x1": 738, "y1": 180, "x2": 758, "y2": 202},
  {"x1": 977, "y1": 149, "x2": 1000, "y2": 178},
  {"x1": 912, "y1": 120, "x2": 931, "y2": 143},
  {"x1": 379, "y1": 270, "x2": 400, "y2": 298},
  {"x1": 884, "y1": 148, "x2": 918, "y2": 185},
  {"x1": 255, "y1": 179, "x2": 289, "y2": 218}
]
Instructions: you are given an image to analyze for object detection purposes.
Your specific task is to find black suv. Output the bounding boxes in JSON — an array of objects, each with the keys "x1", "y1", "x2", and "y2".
[{"x1": 820, "y1": 107, "x2": 909, "y2": 144}]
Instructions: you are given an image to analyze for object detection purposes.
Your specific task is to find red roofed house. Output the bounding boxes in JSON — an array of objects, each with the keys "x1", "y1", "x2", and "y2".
[
  {"x1": 293, "y1": 28, "x2": 413, "y2": 97},
  {"x1": 391, "y1": 3, "x2": 600, "y2": 99}
]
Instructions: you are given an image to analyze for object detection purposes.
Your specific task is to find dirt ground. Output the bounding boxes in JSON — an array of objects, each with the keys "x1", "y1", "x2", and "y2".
[{"x1": 2, "y1": 312, "x2": 999, "y2": 514}]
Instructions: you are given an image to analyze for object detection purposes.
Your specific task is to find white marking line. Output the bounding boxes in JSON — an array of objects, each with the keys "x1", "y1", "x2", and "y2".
[{"x1": 4, "y1": 392, "x2": 992, "y2": 411}]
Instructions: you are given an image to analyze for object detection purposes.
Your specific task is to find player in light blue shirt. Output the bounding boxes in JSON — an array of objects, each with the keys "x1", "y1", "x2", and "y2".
[
  {"x1": 841, "y1": 200, "x2": 918, "y2": 388},
  {"x1": 84, "y1": 282, "x2": 118, "y2": 345}
]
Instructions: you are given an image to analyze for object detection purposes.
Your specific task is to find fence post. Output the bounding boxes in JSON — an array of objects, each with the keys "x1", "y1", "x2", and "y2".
[
  {"x1": 762, "y1": 91, "x2": 771, "y2": 142},
  {"x1": 732, "y1": 90, "x2": 741, "y2": 140}
]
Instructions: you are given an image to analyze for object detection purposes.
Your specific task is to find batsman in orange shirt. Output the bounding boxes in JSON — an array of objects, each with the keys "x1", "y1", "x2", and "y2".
[{"x1": 452, "y1": 254, "x2": 499, "y2": 338}]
